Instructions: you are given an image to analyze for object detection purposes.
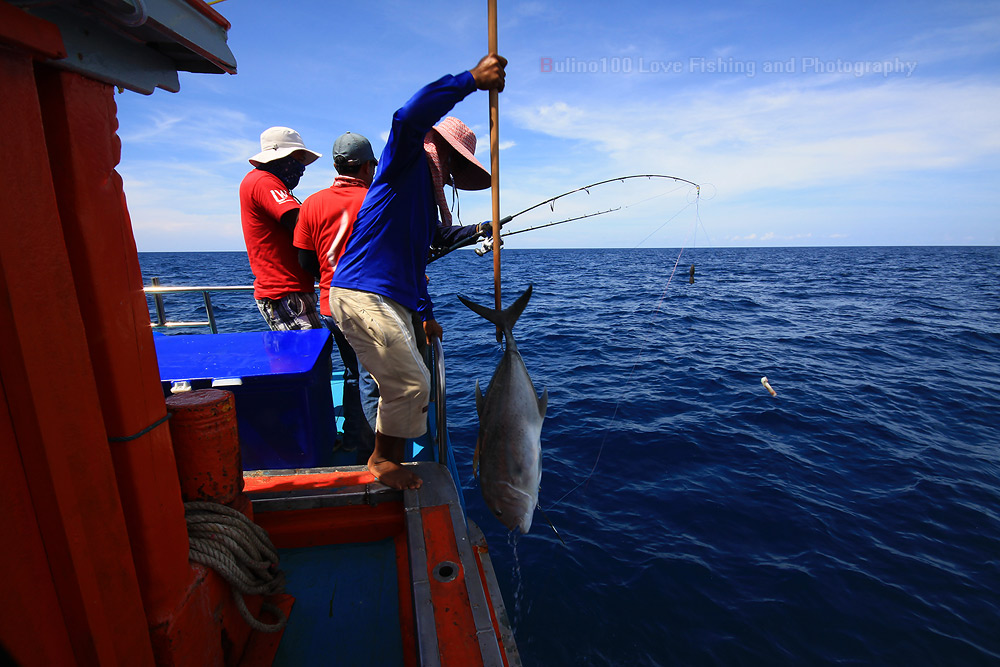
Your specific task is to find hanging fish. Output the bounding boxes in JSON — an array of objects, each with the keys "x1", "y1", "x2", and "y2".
[{"x1": 458, "y1": 286, "x2": 547, "y2": 533}]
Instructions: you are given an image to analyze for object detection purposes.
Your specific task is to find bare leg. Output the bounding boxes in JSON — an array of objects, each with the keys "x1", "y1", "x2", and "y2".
[{"x1": 368, "y1": 432, "x2": 422, "y2": 490}]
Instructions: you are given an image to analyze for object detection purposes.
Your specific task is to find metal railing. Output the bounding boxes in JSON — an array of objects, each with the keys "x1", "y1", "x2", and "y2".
[{"x1": 144, "y1": 277, "x2": 253, "y2": 333}]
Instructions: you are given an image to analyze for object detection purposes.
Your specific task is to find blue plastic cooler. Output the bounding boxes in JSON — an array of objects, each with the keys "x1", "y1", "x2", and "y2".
[{"x1": 155, "y1": 330, "x2": 335, "y2": 471}]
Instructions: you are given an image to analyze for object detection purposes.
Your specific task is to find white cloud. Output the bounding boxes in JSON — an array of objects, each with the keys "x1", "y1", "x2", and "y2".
[
  {"x1": 508, "y1": 76, "x2": 1000, "y2": 199},
  {"x1": 120, "y1": 104, "x2": 261, "y2": 164},
  {"x1": 898, "y1": 13, "x2": 1000, "y2": 65},
  {"x1": 475, "y1": 140, "x2": 517, "y2": 156}
]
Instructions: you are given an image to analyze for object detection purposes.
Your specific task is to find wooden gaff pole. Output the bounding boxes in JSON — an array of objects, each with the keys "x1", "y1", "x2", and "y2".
[{"x1": 488, "y1": 0, "x2": 501, "y2": 341}]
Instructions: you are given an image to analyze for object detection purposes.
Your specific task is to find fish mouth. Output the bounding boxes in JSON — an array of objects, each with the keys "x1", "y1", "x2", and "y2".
[{"x1": 491, "y1": 482, "x2": 536, "y2": 534}]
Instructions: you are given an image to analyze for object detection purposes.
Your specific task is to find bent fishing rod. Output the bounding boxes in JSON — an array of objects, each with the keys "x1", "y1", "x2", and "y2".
[{"x1": 428, "y1": 173, "x2": 702, "y2": 263}]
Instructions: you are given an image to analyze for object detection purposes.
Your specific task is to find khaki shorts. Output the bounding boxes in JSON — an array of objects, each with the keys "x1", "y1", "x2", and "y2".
[{"x1": 328, "y1": 287, "x2": 430, "y2": 438}]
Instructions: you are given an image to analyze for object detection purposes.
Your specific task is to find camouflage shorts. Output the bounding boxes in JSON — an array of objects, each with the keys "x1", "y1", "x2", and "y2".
[{"x1": 255, "y1": 292, "x2": 322, "y2": 331}]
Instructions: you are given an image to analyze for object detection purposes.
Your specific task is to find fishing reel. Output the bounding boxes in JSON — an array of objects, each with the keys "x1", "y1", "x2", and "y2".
[{"x1": 474, "y1": 236, "x2": 503, "y2": 256}]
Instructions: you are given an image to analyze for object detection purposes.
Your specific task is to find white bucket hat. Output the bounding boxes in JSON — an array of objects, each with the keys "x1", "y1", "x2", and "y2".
[{"x1": 249, "y1": 127, "x2": 322, "y2": 166}]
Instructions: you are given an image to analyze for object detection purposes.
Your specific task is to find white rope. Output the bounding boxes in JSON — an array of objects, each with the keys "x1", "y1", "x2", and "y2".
[{"x1": 184, "y1": 501, "x2": 288, "y2": 633}]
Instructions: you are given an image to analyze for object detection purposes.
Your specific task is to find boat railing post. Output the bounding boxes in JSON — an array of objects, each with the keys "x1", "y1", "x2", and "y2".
[
  {"x1": 432, "y1": 337, "x2": 447, "y2": 464},
  {"x1": 203, "y1": 291, "x2": 218, "y2": 334},
  {"x1": 144, "y1": 285, "x2": 252, "y2": 331},
  {"x1": 151, "y1": 277, "x2": 166, "y2": 326}
]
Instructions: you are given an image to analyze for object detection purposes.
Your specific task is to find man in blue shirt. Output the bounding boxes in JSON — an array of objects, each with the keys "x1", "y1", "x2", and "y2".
[{"x1": 330, "y1": 53, "x2": 506, "y2": 490}]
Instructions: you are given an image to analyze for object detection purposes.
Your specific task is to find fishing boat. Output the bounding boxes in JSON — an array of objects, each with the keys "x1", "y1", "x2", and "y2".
[{"x1": 0, "y1": 2, "x2": 519, "y2": 665}]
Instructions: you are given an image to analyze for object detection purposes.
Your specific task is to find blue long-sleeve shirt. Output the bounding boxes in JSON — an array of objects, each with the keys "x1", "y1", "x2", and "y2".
[{"x1": 331, "y1": 71, "x2": 478, "y2": 321}]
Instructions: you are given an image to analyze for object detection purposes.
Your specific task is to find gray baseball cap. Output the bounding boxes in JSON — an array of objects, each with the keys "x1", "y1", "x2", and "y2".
[{"x1": 332, "y1": 132, "x2": 377, "y2": 167}]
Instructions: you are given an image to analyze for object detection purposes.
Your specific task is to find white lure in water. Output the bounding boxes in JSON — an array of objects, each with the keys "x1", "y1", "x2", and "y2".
[{"x1": 458, "y1": 285, "x2": 548, "y2": 534}]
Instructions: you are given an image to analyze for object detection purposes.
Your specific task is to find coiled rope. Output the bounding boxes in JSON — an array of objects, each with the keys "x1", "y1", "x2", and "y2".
[{"x1": 184, "y1": 501, "x2": 288, "y2": 633}]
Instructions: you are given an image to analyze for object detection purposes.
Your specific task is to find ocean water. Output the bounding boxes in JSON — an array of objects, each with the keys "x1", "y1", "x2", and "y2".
[{"x1": 140, "y1": 246, "x2": 1000, "y2": 666}]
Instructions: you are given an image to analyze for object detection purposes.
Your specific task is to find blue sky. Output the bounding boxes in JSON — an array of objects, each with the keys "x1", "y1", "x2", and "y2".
[{"x1": 116, "y1": 0, "x2": 1000, "y2": 251}]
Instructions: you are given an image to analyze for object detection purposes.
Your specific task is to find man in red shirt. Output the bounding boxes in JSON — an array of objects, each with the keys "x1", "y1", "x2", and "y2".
[
  {"x1": 240, "y1": 126, "x2": 322, "y2": 330},
  {"x1": 294, "y1": 132, "x2": 379, "y2": 461}
]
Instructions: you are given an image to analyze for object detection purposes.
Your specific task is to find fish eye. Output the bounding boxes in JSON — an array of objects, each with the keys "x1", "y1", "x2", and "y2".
[{"x1": 494, "y1": 509, "x2": 503, "y2": 516}]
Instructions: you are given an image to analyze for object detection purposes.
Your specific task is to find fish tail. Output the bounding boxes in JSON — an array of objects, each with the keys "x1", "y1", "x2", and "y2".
[{"x1": 457, "y1": 285, "x2": 533, "y2": 342}]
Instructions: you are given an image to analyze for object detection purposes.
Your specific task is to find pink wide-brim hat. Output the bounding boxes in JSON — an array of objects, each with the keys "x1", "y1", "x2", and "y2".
[{"x1": 429, "y1": 117, "x2": 491, "y2": 191}]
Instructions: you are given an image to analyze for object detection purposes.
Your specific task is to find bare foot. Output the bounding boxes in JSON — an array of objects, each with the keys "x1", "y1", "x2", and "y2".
[{"x1": 368, "y1": 457, "x2": 423, "y2": 490}]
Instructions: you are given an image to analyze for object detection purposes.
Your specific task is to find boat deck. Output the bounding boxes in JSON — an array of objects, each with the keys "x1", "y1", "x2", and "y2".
[
  {"x1": 276, "y1": 538, "x2": 404, "y2": 665},
  {"x1": 244, "y1": 463, "x2": 519, "y2": 666}
]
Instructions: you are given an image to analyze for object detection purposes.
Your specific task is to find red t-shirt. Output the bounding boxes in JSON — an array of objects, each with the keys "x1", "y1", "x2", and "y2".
[
  {"x1": 293, "y1": 177, "x2": 368, "y2": 316},
  {"x1": 239, "y1": 169, "x2": 314, "y2": 299}
]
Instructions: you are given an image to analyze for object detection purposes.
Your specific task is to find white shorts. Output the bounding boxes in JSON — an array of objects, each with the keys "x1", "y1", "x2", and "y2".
[{"x1": 328, "y1": 287, "x2": 430, "y2": 438}]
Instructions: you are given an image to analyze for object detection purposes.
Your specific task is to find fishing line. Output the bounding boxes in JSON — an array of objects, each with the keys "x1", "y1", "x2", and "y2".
[
  {"x1": 550, "y1": 192, "x2": 704, "y2": 509},
  {"x1": 632, "y1": 200, "x2": 696, "y2": 249},
  {"x1": 616, "y1": 182, "x2": 688, "y2": 209}
]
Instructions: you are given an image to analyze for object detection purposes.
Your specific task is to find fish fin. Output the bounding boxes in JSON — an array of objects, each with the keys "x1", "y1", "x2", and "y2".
[
  {"x1": 537, "y1": 504, "x2": 567, "y2": 547},
  {"x1": 457, "y1": 284, "x2": 533, "y2": 344},
  {"x1": 538, "y1": 388, "x2": 548, "y2": 419},
  {"x1": 501, "y1": 284, "x2": 533, "y2": 333},
  {"x1": 457, "y1": 294, "x2": 501, "y2": 328},
  {"x1": 475, "y1": 380, "x2": 484, "y2": 415}
]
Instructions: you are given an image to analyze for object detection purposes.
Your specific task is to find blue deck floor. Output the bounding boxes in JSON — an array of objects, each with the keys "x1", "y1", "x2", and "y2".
[{"x1": 274, "y1": 539, "x2": 402, "y2": 667}]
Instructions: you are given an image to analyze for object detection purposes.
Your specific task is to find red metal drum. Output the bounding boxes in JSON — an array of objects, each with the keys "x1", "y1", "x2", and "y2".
[{"x1": 166, "y1": 389, "x2": 244, "y2": 504}]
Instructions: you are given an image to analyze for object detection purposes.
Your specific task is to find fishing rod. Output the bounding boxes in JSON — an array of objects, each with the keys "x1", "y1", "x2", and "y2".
[
  {"x1": 507, "y1": 173, "x2": 699, "y2": 220},
  {"x1": 427, "y1": 173, "x2": 701, "y2": 263},
  {"x1": 500, "y1": 206, "x2": 621, "y2": 237}
]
